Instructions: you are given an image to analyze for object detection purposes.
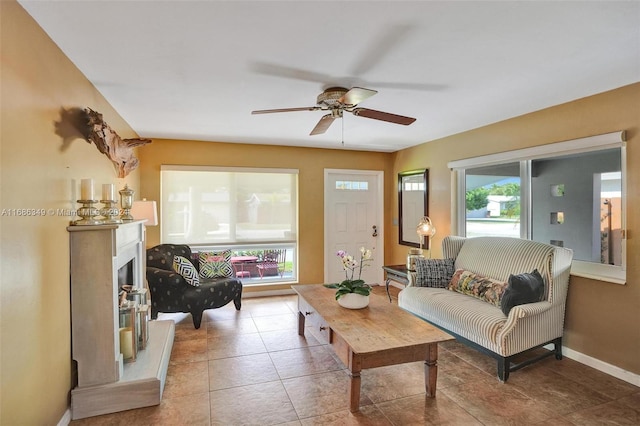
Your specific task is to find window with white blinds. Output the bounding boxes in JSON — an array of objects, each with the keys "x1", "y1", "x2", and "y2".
[{"x1": 160, "y1": 166, "x2": 298, "y2": 246}]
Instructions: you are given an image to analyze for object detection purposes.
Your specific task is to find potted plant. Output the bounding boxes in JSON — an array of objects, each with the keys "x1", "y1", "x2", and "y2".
[{"x1": 324, "y1": 247, "x2": 373, "y2": 309}]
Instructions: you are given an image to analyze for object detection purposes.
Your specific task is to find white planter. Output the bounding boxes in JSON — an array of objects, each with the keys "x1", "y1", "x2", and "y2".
[{"x1": 337, "y1": 293, "x2": 370, "y2": 309}]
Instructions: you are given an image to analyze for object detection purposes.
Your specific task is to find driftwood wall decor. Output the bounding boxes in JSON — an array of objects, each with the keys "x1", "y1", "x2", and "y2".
[{"x1": 56, "y1": 107, "x2": 152, "y2": 178}]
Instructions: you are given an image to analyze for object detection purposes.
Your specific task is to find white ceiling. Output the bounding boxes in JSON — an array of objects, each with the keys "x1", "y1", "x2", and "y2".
[{"x1": 18, "y1": 0, "x2": 640, "y2": 152}]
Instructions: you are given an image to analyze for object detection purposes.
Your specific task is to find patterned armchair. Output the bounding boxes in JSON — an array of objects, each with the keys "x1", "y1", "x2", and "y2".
[{"x1": 146, "y1": 244, "x2": 242, "y2": 329}]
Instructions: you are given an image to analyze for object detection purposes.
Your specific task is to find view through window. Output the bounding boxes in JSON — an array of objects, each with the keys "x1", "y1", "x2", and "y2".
[{"x1": 161, "y1": 166, "x2": 298, "y2": 284}]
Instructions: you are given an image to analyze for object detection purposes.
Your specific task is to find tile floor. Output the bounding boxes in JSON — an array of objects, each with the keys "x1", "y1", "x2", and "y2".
[{"x1": 71, "y1": 287, "x2": 640, "y2": 425}]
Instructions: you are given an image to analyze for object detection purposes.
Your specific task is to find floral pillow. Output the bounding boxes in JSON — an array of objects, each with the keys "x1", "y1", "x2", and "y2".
[
  {"x1": 172, "y1": 255, "x2": 200, "y2": 287},
  {"x1": 448, "y1": 269, "x2": 507, "y2": 307},
  {"x1": 198, "y1": 250, "x2": 233, "y2": 279}
]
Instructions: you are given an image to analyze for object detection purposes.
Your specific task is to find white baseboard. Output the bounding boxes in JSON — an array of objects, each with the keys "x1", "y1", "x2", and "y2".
[
  {"x1": 243, "y1": 288, "x2": 296, "y2": 298},
  {"x1": 563, "y1": 346, "x2": 640, "y2": 387},
  {"x1": 57, "y1": 408, "x2": 71, "y2": 426},
  {"x1": 544, "y1": 344, "x2": 640, "y2": 387}
]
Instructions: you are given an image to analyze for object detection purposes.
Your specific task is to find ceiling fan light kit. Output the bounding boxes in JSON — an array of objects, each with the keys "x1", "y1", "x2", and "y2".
[{"x1": 252, "y1": 86, "x2": 416, "y2": 136}]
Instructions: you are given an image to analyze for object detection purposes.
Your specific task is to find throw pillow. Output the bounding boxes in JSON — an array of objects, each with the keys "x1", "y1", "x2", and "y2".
[
  {"x1": 415, "y1": 258, "x2": 455, "y2": 288},
  {"x1": 172, "y1": 255, "x2": 200, "y2": 287},
  {"x1": 199, "y1": 250, "x2": 233, "y2": 279},
  {"x1": 448, "y1": 269, "x2": 507, "y2": 307},
  {"x1": 501, "y1": 269, "x2": 545, "y2": 316}
]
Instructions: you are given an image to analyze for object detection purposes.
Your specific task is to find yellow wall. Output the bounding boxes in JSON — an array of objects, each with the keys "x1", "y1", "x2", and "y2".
[
  {"x1": 1, "y1": 1, "x2": 140, "y2": 423},
  {"x1": 137, "y1": 139, "x2": 390, "y2": 293},
  {"x1": 389, "y1": 83, "x2": 640, "y2": 375}
]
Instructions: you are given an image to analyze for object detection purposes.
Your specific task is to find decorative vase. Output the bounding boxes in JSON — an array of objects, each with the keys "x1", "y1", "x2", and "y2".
[{"x1": 337, "y1": 293, "x2": 370, "y2": 309}]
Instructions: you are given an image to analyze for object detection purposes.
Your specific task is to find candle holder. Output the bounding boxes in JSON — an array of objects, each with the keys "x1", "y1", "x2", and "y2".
[
  {"x1": 100, "y1": 200, "x2": 123, "y2": 224},
  {"x1": 119, "y1": 184, "x2": 134, "y2": 222},
  {"x1": 72, "y1": 200, "x2": 104, "y2": 225}
]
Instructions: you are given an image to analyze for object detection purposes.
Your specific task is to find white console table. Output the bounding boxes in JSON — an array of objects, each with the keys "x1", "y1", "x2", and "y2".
[{"x1": 68, "y1": 221, "x2": 174, "y2": 420}]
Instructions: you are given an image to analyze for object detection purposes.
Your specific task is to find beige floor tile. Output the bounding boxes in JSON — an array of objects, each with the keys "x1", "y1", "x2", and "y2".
[
  {"x1": 440, "y1": 375, "x2": 551, "y2": 425},
  {"x1": 206, "y1": 317, "x2": 258, "y2": 337},
  {"x1": 252, "y1": 312, "x2": 299, "y2": 332},
  {"x1": 360, "y1": 362, "x2": 427, "y2": 404},
  {"x1": 563, "y1": 399, "x2": 640, "y2": 425},
  {"x1": 545, "y1": 356, "x2": 640, "y2": 400},
  {"x1": 376, "y1": 393, "x2": 483, "y2": 425},
  {"x1": 164, "y1": 360, "x2": 210, "y2": 399},
  {"x1": 170, "y1": 338, "x2": 209, "y2": 365},
  {"x1": 299, "y1": 404, "x2": 393, "y2": 425},
  {"x1": 208, "y1": 353, "x2": 279, "y2": 390},
  {"x1": 242, "y1": 297, "x2": 297, "y2": 317},
  {"x1": 210, "y1": 381, "x2": 298, "y2": 426},
  {"x1": 260, "y1": 328, "x2": 322, "y2": 352},
  {"x1": 269, "y1": 345, "x2": 343, "y2": 379},
  {"x1": 207, "y1": 332, "x2": 267, "y2": 359},
  {"x1": 203, "y1": 303, "x2": 251, "y2": 322},
  {"x1": 507, "y1": 363, "x2": 612, "y2": 417},
  {"x1": 282, "y1": 370, "x2": 373, "y2": 419},
  {"x1": 173, "y1": 322, "x2": 209, "y2": 342}
]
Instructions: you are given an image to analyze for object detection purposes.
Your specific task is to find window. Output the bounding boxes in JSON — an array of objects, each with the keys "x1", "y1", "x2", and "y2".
[
  {"x1": 161, "y1": 165, "x2": 298, "y2": 284},
  {"x1": 450, "y1": 132, "x2": 626, "y2": 284}
]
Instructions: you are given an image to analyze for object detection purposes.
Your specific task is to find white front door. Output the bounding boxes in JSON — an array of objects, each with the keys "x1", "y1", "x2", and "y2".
[{"x1": 324, "y1": 169, "x2": 384, "y2": 285}]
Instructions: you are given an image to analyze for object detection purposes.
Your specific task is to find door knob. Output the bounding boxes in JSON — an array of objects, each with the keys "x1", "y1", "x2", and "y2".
[{"x1": 372, "y1": 225, "x2": 378, "y2": 237}]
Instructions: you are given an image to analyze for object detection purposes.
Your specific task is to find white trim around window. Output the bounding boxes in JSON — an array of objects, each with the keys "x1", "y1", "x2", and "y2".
[{"x1": 448, "y1": 131, "x2": 627, "y2": 284}]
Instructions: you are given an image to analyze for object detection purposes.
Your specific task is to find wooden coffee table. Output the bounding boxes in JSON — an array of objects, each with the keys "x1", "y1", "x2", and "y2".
[{"x1": 292, "y1": 284, "x2": 454, "y2": 412}]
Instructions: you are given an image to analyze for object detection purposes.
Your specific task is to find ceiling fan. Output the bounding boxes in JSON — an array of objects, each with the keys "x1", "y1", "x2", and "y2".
[{"x1": 251, "y1": 86, "x2": 416, "y2": 135}]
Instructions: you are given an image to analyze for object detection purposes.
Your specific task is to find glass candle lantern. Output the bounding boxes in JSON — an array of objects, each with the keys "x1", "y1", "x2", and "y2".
[{"x1": 119, "y1": 184, "x2": 134, "y2": 221}]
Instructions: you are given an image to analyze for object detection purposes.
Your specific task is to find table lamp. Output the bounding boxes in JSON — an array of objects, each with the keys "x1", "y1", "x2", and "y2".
[
  {"x1": 416, "y1": 216, "x2": 437, "y2": 258},
  {"x1": 130, "y1": 199, "x2": 158, "y2": 226}
]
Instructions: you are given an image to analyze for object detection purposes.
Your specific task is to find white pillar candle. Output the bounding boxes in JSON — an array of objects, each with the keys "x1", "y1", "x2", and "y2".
[
  {"x1": 102, "y1": 183, "x2": 115, "y2": 201},
  {"x1": 80, "y1": 178, "x2": 94, "y2": 200},
  {"x1": 119, "y1": 327, "x2": 134, "y2": 359}
]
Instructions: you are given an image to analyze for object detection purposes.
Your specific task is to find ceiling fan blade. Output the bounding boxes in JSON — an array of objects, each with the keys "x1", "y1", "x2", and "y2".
[
  {"x1": 339, "y1": 87, "x2": 377, "y2": 106},
  {"x1": 351, "y1": 108, "x2": 416, "y2": 125},
  {"x1": 310, "y1": 114, "x2": 336, "y2": 135},
  {"x1": 252, "y1": 106, "x2": 319, "y2": 115}
]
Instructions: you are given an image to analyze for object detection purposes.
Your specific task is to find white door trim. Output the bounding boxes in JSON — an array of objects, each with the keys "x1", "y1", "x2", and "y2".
[{"x1": 323, "y1": 168, "x2": 385, "y2": 285}]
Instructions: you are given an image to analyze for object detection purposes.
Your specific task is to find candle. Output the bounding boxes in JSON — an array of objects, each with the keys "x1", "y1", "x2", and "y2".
[
  {"x1": 102, "y1": 183, "x2": 115, "y2": 201},
  {"x1": 119, "y1": 327, "x2": 134, "y2": 359},
  {"x1": 80, "y1": 178, "x2": 94, "y2": 200}
]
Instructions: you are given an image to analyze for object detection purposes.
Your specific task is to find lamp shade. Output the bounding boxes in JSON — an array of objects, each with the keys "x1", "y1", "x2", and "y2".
[
  {"x1": 131, "y1": 199, "x2": 158, "y2": 226},
  {"x1": 416, "y1": 216, "x2": 436, "y2": 237}
]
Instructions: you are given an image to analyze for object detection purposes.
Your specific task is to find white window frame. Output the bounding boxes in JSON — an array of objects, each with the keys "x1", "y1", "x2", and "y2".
[{"x1": 449, "y1": 131, "x2": 627, "y2": 284}]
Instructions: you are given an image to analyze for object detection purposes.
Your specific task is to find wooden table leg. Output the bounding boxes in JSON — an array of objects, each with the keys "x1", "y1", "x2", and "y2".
[
  {"x1": 348, "y1": 368, "x2": 361, "y2": 412},
  {"x1": 297, "y1": 311, "x2": 305, "y2": 336},
  {"x1": 424, "y1": 343, "x2": 438, "y2": 397}
]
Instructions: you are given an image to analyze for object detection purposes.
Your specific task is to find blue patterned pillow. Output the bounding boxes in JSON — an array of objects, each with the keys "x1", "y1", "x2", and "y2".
[
  {"x1": 199, "y1": 250, "x2": 233, "y2": 279},
  {"x1": 172, "y1": 255, "x2": 200, "y2": 287},
  {"x1": 415, "y1": 258, "x2": 455, "y2": 288}
]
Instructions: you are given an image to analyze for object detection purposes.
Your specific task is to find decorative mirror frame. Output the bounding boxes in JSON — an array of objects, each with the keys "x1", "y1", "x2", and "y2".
[{"x1": 398, "y1": 169, "x2": 429, "y2": 247}]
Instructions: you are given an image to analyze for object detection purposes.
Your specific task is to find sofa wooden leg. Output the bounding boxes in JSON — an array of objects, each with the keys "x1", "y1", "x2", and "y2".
[
  {"x1": 192, "y1": 311, "x2": 204, "y2": 329},
  {"x1": 554, "y1": 337, "x2": 563, "y2": 360},
  {"x1": 234, "y1": 295, "x2": 242, "y2": 311},
  {"x1": 497, "y1": 358, "x2": 510, "y2": 382}
]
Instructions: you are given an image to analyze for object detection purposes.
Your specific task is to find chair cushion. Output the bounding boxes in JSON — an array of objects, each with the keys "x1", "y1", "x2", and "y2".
[
  {"x1": 199, "y1": 250, "x2": 233, "y2": 279},
  {"x1": 173, "y1": 255, "x2": 200, "y2": 287},
  {"x1": 501, "y1": 269, "x2": 545, "y2": 316},
  {"x1": 448, "y1": 269, "x2": 507, "y2": 307},
  {"x1": 415, "y1": 258, "x2": 455, "y2": 288}
]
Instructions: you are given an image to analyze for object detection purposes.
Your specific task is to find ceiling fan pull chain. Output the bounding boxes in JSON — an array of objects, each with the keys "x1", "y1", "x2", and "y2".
[{"x1": 341, "y1": 114, "x2": 345, "y2": 146}]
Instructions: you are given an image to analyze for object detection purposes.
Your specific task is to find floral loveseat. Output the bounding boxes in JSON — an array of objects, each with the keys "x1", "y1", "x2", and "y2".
[
  {"x1": 398, "y1": 236, "x2": 573, "y2": 381},
  {"x1": 146, "y1": 244, "x2": 242, "y2": 329}
]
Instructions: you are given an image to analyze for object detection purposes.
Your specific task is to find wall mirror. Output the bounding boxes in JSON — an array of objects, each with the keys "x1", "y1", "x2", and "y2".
[{"x1": 398, "y1": 169, "x2": 429, "y2": 247}]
